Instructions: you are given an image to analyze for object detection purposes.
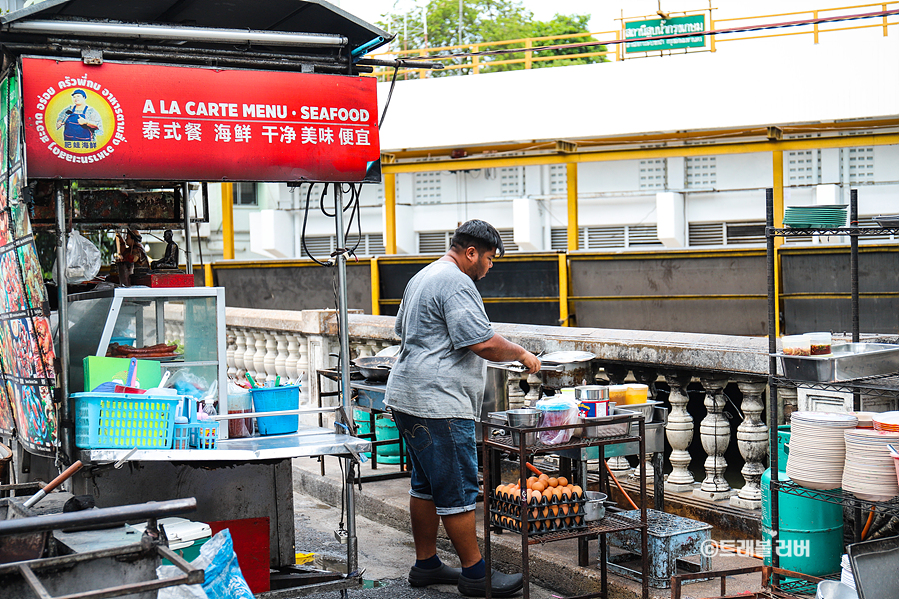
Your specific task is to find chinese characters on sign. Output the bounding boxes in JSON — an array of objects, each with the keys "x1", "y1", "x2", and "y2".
[{"x1": 22, "y1": 58, "x2": 381, "y2": 182}]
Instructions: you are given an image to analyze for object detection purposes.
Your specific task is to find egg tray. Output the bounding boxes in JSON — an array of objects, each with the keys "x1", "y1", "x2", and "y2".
[{"x1": 489, "y1": 491, "x2": 587, "y2": 535}]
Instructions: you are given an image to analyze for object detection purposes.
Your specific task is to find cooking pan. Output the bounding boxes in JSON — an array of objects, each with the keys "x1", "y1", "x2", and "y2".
[{"x1": 353, "y1": 356, "x2": 397, "y2": 381}]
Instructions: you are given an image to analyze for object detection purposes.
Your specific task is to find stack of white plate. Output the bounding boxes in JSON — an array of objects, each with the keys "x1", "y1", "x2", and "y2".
[
  {"x1": 787, "y1": 411, "x2": 858, "y2": 490},
  {"x1": 842, "y1": 428, "x2": 899, "y2": 501},
  {"x1": 840, "y1": 554, "x2": 856, "y2": 590}
]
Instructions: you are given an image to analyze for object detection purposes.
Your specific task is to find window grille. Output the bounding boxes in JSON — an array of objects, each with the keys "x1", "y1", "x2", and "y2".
[
  {"x1": 414, "y1": 172, "x2": 442, "y2": 204},
  {"x1": 686, "y1": 156, "x2": 716, "y2": 188},
  {"x1": 497, "y1": 229, "x2": 520, "y2": 252},
  {"x1": 550, "y1": 227, "x2": 584, "y2": 251},
  {"x1": 627, "y1": 225, "x2": 663, "y2": 247},
  {"x1": 234, "y1": 182, "x2": 258, "y2": 206},
  {"x1": 585, "y1": 226, "x2": 626, "y2": 249},
  {"x1": 689, "y1": 222, "x2": 724, "y2": 246},
  {"x1": 726, "y1": 222, "x2": 766, "y2": 245},
  {"x1": 846, "y1": 147, "x2": 875, "y2": 183},
  {"x1": 302, "y1": 235, "x2": 332, "y2": 258},
  {"x1": 549, "y1": 165, "x2": 568, "y2": 195},
  {"x1": 418, "y1": 231, "x2": 450, "y2": 253},
  {"x1": 639, "y1": 159, "x2": 666, "y2": 190},
  {"x1": 787, "y1": 150, "x2": 819, "y2": 185},
  {"x1": 500, "y1": 167, "x2": 523, "y2": 196}
]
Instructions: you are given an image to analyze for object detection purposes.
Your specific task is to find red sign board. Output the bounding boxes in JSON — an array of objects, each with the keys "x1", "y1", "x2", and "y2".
[{"x1": 21, "y1": 57, "x2": 381, "y2": 182}]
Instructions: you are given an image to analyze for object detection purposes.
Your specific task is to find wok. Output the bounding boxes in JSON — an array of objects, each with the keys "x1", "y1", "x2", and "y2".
[{"x1": 353, "y1": 356, "x2": 397, "y2": 381}]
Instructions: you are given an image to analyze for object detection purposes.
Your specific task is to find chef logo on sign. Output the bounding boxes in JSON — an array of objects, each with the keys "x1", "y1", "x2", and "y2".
[{"x1": 42, "y1": 87, "x2": 115, "y2": 153}]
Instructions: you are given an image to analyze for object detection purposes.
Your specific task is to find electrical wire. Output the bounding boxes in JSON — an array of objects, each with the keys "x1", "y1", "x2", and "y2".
[{"x1": 378, "y1": 64, "x2": 401, "y2": 130}]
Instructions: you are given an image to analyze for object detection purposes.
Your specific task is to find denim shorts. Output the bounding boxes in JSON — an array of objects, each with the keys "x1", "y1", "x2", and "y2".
[{"x1": 391, "y1": 410, "x2": 479, "y2": 516}]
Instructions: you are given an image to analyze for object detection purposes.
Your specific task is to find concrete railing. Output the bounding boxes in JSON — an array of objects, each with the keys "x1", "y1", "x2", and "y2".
[{"x1": 167, "y1": 307, "x2": 776, "y2": 510}]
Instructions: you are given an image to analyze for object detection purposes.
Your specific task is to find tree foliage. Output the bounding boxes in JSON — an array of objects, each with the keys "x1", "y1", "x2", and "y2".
[{"x1": 377, "y1": 0, "x2": 608, "y2": 76}]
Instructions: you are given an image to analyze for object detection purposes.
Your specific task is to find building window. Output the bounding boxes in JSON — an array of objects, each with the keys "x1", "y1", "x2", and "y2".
[
  {"x1": 787, "y1": 150, "x2": 819, "y2": 185},
  {"x1": 686, "y1": 156, "x2": 716, "y2": 188},
  {"x1": 234, "y1": 182, "x2": 258, "y2": 206},
  {"x1": 639, "y1": 159, "x2": 666, "y2": 190},
  {"x1": 418, "y1": 231, "x2": 451, "y2": 253},
  {"x1": 414, "y1": 172, "x2": 442, "y2": 204},
  {"x1": 549, "y1": 165, "x2": 567, "y2": 195},
  {"x1": 500, "y1": 167, "x2": 523, "y2": 196},
  {"x1": 497, "y1": 229, "x2": 520, "y2": 252},
  {"x1": 302, "y1": 233, "x2": 387, "y2": 258},
  {"x1": 846, "y1": 147, "x2": 875, "y2": 183},
  {"x1": 689, "y1": 221, "x2": 766, "y2": 247},
  {"x1": 551, "y1": 225, "x2": 662, "y2": 250}
]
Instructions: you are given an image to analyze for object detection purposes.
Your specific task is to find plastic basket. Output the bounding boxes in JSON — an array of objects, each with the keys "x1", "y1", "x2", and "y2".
[
  {"x1": 190, "y1": 421, "x2": 218, "y2": 450},
  {"x1": 173, "y1": 423, "x2": 191, "y2": 450},
  {"x1": 251, "y1": 385, "x2": 300, "y2": 436},
  {"x1": 74, "y1": 392, "x2": 178, "y2": 449}
]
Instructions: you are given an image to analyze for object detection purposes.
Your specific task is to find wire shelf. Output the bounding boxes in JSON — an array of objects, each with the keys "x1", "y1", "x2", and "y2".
[
  {"x1": 523, "y1": 513, "x2": 646, "y2": 545},
  {"x1": 768, "y1": 226, "x2": 899, "y2": 237},
  {"x1": 772, "y1": 480, "x2": 899, "y2": 517},
  {"x1": 771, "y1": 374, "x2": 899, "y2": 398}
]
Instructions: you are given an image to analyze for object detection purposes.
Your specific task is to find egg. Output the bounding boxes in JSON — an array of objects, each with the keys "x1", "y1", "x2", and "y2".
[
  {"x1": 557, "y1": 476, "x2": 569, "y2": 487},
  {"x1": 547, "y1": 477, "x2": 558, "y2": 488}
]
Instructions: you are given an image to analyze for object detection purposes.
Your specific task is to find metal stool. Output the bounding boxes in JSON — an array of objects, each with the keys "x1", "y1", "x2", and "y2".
[{"x1": 604, "y1": 508, "x2": 712, "y2": 589}]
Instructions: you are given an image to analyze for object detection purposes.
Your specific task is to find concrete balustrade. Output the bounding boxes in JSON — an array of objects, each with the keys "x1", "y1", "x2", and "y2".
[{"x1": 167, "y1": 307, "x2": 773, "y2": 509}]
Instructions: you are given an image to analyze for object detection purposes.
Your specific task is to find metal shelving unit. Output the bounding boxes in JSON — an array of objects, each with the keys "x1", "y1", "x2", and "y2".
[
  {"x1": 765, "y1": 188, "x2": 899, "y2": 574},
  {"x1": 481, "y1": 413, "x2": 649, "y2": 599}
]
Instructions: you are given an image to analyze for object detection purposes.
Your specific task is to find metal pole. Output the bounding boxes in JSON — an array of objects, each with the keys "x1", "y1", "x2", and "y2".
[
  {"x1": 850, "y1": 189, "x2": 859, "y2": 343},
  {"x1": 55, "y1": 182, "x2": 72, "y2": 461},
  {"x1": 182, "y1": 182, "x2": 193, "y2": 275},
  {"x1": 333, "y1": 184, "x2": 357, "y2": 574},
  {"x1": 765, "y1": 188, "x2": 780, "y2": 570}
]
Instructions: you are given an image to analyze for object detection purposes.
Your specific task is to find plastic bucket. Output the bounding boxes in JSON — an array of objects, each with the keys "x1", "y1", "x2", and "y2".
[
  {"x1": 251, "y1": 385, "x2": 300, "y2": 435},
  {"x1": 762, "y1": 426, "x2": 843, "y2": 577},
  {"x1": 374, "y1": 414, "x2": 401, "y2": 463},
  {"x1": 353, "y1": 409, "x2": 372, "y2": 459}
]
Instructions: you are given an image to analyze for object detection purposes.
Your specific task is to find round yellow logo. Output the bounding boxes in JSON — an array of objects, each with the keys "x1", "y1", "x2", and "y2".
[{"x1": 43, "y1": 88, "x2": 115, "y2": 154}]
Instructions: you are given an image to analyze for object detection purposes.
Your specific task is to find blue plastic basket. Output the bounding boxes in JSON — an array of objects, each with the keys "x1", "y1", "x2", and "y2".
[
  {"x1": 190, "y1": 421, "x2": 219, "y2": 449},
  {"x1": 74, "y1": 392, "x2": 178, "y2": 449},
  {"x1": 251, "y1": 385, "x2": 300, "y2": 436},
  {"x1": 173, "y1": 422, "x2": 191, "y2": 450}
]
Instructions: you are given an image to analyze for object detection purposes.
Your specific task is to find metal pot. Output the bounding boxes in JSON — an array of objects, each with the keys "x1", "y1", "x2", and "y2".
[
  {"x1": 353, "y1": 356, "x2": 397, "y2": 381},
  {"x1": 539, "y1": 351, "x2": 597, "y2": 389}
]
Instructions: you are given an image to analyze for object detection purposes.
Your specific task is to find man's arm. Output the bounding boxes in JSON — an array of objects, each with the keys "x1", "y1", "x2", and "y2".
[{"x1": 467, "y1": 333, "x2": 540, "y2": 373}]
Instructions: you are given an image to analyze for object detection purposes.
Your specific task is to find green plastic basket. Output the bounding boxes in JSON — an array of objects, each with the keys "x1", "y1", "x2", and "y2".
[{"x1": 74, "y1": 392, "x2": 178, "y2": 449}]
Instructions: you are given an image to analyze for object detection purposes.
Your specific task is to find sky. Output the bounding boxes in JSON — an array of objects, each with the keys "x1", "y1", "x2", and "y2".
[{"x1": 331, "y1": 0, "x2": 869, "y2": 36}]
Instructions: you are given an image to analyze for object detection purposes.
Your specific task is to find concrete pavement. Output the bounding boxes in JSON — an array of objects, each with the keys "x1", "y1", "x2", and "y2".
[{"x1": 292, "y1": 456, "x2": 766, "y2": 599}]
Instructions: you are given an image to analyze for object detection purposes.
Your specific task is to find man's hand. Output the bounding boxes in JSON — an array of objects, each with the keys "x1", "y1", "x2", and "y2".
[
  {"x1": 518, "y1": 351, "x2": 541, "y2": 374},
  {"x1": 468, "y1": 333, "x2": 541, "y2": 373}
]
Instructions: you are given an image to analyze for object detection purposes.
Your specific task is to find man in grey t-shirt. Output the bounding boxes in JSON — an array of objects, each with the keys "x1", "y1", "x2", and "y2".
[{"x1": 385, "y1": 220, "x2": 540, "y2": 598}]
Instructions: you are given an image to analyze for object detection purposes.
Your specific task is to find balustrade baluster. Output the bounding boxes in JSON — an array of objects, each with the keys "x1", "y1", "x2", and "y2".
[
  {"x1": 262, "y1": 331, "x2": 277, "y2": 382},
  {"x1": 243, "y1": 330, "x2": 258, "y2": 381},
  {"x1": 694, "y1": 376, "x2": 736, "y2": 500},
  {"x1": 730, "y1": 379, "x2": 768, "y2": 510},
  {"x1": 233, "y1": 328, "x2": 247, "y2": 376},
  {"x1": 226, "y1": 332, "x2": 237, "y2": 379},
  {"x1": 274, "y1": 333, "x2": 289, "y2": 381},
  {"x1": 286, "y1": 334, "x2": 300, "y2": 381},
  {"x1": 663, "y1": 371, "x2": 695, "y2": 493},
  {"x1": 253, "y1": 330, "x2": 267, "y2": 384}
]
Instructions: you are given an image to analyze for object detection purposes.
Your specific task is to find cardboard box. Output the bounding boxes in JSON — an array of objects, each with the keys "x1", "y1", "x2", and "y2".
[{"x1": 83, "y1": 356, "x2": 162, "y2": 392}]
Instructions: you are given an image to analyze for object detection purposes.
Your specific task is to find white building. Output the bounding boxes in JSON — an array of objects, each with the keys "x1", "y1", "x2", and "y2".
[{"x1": 188, "y1": 4, "x2": 899, "y2": 262}]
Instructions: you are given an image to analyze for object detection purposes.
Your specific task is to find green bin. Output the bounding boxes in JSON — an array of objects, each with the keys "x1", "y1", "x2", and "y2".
[{"x1": 761, "y1": 426, "x2": 843, "y2": 577}]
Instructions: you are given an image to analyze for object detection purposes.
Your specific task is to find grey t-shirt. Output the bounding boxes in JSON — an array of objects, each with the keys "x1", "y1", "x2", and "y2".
[{"x1": 385, "y1": 260, "x2": 494, "y2": 420}]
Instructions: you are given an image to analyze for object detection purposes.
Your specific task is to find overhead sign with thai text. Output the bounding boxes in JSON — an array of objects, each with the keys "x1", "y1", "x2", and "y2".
[
  {"x1": 21, "y1": 57, "x2": 381, "y2": 182},
  {"x1": 624, "y1": 14, "x2": 706, "y2": 53}
]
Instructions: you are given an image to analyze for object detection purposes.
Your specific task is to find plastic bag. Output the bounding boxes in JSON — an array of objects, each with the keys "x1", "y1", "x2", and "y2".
[
  {"x1": 168, "y1": 369, "x2": 218, "y2": 405},
  {"x1": 226, "y1": 381, "x2": 252, "y2": 438},
  {"x1": 157, "y1": 529, "x2": 252, "y2": 599},
  {"x1": 535, "y1": 396, "x2": 580, "y2": 445},
  {"x1": 54, "y1": 230, "x2": 101, "y2": 283}
]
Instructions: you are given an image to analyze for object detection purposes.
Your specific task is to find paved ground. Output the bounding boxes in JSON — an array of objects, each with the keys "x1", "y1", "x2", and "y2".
[
  {"x1": 292, "y1": 456, "x2": 767, "y2": 599},
  {"x1": 293, "y1": 481, "x2": 557, "y2": 599}
]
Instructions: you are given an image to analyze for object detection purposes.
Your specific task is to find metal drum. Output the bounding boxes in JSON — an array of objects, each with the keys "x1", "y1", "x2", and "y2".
[{"x1": 762, "y1": 426, "x2": 843, "y2": 576}]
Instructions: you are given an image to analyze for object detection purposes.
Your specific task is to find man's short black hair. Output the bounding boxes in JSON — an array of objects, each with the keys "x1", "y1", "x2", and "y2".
[{"x1": 450, "y1": 219, "x2": 504, "y2": 258}]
